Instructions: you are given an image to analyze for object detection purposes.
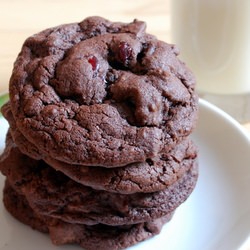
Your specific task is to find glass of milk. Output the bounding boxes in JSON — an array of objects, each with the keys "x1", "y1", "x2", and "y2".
[{"x1": 170, "y1": 0, "x2": 250, "y2": 122}]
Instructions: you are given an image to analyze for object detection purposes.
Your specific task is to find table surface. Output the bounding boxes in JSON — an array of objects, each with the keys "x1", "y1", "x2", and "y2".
[{"x1": 0, "y1": 0, "x2": 250, "y2": 249}]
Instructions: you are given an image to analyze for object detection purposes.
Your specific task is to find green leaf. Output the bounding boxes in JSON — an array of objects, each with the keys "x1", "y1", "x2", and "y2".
[{"x1": 0, "y1": 93, "x2": 9, "y2": 117}]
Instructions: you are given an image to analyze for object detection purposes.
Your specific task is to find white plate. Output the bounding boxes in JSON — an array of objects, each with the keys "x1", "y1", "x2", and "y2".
[{"x1": 0, "y1": 99, "x2": 250, "y2": 250}]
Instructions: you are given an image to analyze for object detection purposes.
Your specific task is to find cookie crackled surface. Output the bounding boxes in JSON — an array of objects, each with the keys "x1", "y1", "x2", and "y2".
[{"x1": 8, "y1": 16, "x2": 198, "y2": 167}]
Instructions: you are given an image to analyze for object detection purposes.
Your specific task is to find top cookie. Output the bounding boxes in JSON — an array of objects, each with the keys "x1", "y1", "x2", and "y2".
[{"x1": 9, "y1": 16, "x2": 198, "y2": 167}]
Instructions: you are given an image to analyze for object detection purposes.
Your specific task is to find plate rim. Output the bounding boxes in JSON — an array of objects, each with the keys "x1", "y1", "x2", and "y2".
[{"x1": 199, "y1": 98, "x2": 250, "y2": 142}]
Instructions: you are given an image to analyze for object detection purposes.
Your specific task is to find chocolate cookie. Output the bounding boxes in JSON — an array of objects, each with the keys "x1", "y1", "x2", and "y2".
[
  {"x1": 1, "y1": 142, "x2": 198, "y2": 226},
  {"x1": 44, "y1": 138, "x2": 197, "y2": 194},
  {"x1": 3, "y1": 181, "x2": 172, "y2": 250},
  {"x1": 2, "y1": 107, "x2": 198, "y2": 194},
  {"x1": 8, "y1": 16, "x2": 198, "y2": 167},
  {"x1": 3, "y1": 180, "x2": 48, "y2": 233}
]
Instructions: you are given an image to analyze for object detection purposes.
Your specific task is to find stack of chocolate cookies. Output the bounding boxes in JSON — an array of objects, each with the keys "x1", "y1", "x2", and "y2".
[{"x1": 0, "y1": 17, "x2": 199, "y2": 250}]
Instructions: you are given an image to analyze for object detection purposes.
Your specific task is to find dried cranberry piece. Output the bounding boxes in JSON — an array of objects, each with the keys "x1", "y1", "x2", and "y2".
[
  {"x1": 88, "y1": 56, "x2": 99, "y2": 71},
  {"x1": 118, "y1": 42, "x2": 132, "y2": 66}
]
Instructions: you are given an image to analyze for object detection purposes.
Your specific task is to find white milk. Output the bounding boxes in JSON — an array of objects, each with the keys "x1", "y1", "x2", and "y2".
[{"x1": 171, "y1": 0, "x2": 250, "y2": 95}]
